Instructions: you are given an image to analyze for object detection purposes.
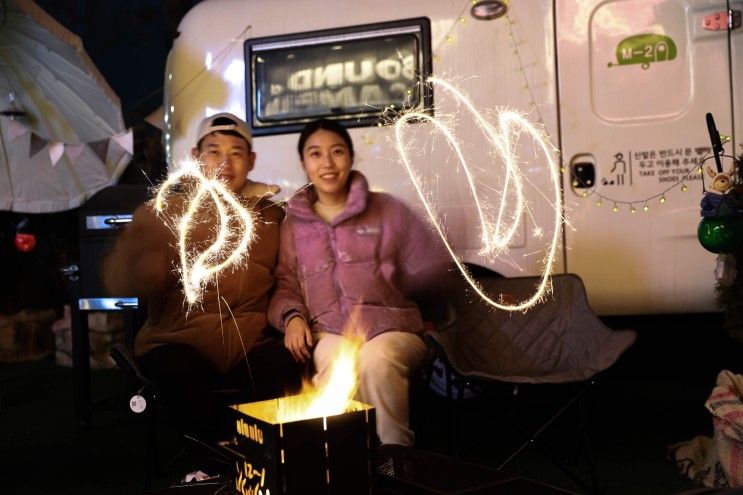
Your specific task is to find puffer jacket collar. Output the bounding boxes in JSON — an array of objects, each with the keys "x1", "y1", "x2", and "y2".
[{"x1": 288, "y1": 170, "x2": 369, "y2": 226}]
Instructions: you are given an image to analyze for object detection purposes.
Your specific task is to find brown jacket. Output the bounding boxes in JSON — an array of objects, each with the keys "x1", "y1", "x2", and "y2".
[{"x1": 102, "y1": 181, "x2": 283, "y2": 373}]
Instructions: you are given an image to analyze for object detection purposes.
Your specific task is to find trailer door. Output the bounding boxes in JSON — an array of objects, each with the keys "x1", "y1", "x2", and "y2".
[{"x1": 556, "y1": 0, "x2": 742, "y2": 314}]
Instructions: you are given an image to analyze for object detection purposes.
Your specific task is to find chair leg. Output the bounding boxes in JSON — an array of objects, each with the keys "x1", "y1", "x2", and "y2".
[
  {"x1": 578, "y1": 391, "x2": 601, "y2": 494},
  {"x1": 144, "y1": 403, "x2": 158, "y2": 490},
  {"x1": 497, "y1": 381, "x2": 602, "y2": 495}
]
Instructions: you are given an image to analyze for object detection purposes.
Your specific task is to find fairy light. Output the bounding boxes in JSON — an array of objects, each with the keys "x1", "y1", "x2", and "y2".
[
  {"x1": 394, "y1": 76, "x2": 561, "y2": 311},
  {"x1": 612, "y1": 203, "x2": 619, "y2": 212},
  {"x1": 574, "y1": 153, "x2": 730, "y2": 214},
  {"x1": 629, "y1": 205, "x2": 636, "y2": 214},
  {"x1": 154, "y1": 157, "x2": 255, "y2": 306}
]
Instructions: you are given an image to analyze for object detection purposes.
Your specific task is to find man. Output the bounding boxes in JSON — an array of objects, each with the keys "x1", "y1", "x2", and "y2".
[{"x1": 103, "y1": 112, "x2": 300, "y2": 441}]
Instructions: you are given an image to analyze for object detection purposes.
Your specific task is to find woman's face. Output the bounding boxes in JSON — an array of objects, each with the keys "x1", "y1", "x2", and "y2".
[{"x1": 301, "y1": 129, "x2": 353, "y2": 201}]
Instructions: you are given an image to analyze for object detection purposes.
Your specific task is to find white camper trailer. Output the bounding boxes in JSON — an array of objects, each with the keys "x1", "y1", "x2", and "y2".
[{"x1": 162, "y1": 0, "x2": 742, "y2": 315}]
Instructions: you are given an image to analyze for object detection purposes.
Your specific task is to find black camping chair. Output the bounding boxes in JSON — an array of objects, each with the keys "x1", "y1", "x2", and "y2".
[
  {"x1": 109, "y1": 343, "x2": 239, "y2": 490},
  {"x1": 420, "y1": 273, "x2": 636, "y2": 494}
]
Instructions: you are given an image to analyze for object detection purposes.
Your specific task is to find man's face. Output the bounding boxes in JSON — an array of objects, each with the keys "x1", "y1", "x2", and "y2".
[{"x1": 192, "y1": 132, "x2": 255, "y2": 193}]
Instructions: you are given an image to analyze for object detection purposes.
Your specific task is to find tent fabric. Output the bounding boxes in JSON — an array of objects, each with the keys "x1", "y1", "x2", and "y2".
[
  {"x1": 429, "y1": 273, "x2": 636, "y2": 384},
  {"x1": 0, "y1": 0, "x2": 131, "y2": 213}
]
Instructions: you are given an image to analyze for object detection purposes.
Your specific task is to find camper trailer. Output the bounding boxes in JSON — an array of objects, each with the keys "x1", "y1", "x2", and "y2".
[{"x1": 162, "y1": 0, "x2": 742, "y2": 315}]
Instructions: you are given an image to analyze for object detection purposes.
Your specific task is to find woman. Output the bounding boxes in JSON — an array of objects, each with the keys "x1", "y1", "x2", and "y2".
[{"x1": 268, "y1": 118, "x2": 449, "y2": 446}]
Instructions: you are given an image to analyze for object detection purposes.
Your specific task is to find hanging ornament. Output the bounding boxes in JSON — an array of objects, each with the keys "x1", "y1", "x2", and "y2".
[
  {"x1": 14, "y1": 217, "x2": 36, "y2": 252},
  {"x1": 14, "y1": 233, "x2": 36, "y2": 253},
  {"x1": 697, "y1": 215, "x2": 743, "y2": 254}
]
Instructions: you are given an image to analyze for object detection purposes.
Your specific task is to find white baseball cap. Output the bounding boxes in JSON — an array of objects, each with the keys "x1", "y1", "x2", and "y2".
[{"x1": 196, "y1": 112, "x2": 252, "y2": 147}]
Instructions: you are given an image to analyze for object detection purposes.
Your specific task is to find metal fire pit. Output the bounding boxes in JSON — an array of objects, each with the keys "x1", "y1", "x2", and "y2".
[{"x1": 229, "y1": 395, "x2": 376, "y2": 495}]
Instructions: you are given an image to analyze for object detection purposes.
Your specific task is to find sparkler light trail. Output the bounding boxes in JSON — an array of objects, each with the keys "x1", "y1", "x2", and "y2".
[
  {"x1": 394, "y1": 76, "x2": 563, "y2": 311},
  {"x1": 154, "y1": 157, "x2": 255, "y2": 306}
]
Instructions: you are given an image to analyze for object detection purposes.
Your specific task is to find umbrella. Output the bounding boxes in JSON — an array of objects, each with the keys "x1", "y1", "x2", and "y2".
[{"x1": 0, "y1": 0, "x2": 132, "y2": 213}]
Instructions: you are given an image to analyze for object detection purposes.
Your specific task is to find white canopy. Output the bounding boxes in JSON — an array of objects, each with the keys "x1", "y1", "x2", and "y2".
[{"x1": 0, "y1": 0, "x2": 132, "y2": 213}]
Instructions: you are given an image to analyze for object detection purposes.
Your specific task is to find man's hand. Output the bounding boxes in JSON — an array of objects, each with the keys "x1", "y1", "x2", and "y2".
[{"x1": 284, "y1": 316, "x2": 313, "y2": 363}]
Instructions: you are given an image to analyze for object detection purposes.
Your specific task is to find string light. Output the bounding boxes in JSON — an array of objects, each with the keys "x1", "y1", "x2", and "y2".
[
  {"x1": 612, "y1": 203, "x2": 619, "y2": 212},
  {"x1": 569, "y1": 153, "x2": 729, "y2": 214}
]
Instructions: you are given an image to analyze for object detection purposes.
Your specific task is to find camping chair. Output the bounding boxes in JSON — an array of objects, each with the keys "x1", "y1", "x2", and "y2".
[
  {"x1": 109, "y1": 343, "x2": 236, "y2": 490},
  {"x1": 422, "y1": 273, "x2": 636, "y2": 494}
]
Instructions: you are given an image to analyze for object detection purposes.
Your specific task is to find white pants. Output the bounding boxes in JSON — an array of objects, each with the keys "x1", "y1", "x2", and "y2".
[{"x1": 313, "y1": 331, "x2": 426, "y2": 446}]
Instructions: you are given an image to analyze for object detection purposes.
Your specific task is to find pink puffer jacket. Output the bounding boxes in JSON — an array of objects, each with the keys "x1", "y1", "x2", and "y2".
[{"x1": 268, "y1": 171, "x2": 449, "y2": 339}]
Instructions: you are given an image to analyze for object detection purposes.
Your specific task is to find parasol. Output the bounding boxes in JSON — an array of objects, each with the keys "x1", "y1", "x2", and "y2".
[{"x1": 0, "y1": 0, "x2": 132, "y2": 213}]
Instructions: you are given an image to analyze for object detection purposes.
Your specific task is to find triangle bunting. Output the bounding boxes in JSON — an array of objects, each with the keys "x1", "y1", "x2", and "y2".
[
  {"x1": 88, "y1": 139, "x2": 110, "y2": 163},
  {"x1": 29, "y1": 133, "x2": 47, "y2": 158}
]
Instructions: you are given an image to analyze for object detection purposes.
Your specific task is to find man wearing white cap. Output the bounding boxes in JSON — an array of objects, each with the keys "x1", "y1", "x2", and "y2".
[{"x1": 104, "y1": 112, "x2": 301, "y2": 442}]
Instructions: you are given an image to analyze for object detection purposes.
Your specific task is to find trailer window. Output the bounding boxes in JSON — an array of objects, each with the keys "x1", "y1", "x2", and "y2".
[{"x1": 245, "y1": 18, "x2": 432, "y2": 136}]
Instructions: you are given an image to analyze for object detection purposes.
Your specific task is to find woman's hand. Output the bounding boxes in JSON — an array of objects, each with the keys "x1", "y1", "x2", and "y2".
[{"x1": 284, "y1": 316, "x2": 314, "y2": 363}]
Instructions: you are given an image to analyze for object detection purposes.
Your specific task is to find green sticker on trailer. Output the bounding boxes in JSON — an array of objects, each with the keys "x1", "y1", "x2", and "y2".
[{"x1": 608, "y1": 34, "x2": 677, "y2": 70}]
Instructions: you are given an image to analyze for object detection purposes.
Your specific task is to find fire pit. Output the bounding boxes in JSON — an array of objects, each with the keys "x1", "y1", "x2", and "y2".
[{"x1": 229, "y1": 395, "x2": 376, "y2": 495}]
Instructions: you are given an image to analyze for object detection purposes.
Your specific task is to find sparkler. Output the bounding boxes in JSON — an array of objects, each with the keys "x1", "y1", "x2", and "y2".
[
  {"x1": 154, "y1": 157, "x2": 255, "y2": 306},
  {"x1": 394, "y1": 76, "x2": 562, "y2": 311}
]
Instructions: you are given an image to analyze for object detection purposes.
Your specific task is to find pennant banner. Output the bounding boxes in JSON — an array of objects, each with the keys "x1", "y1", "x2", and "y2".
[
  {"x1": 64, "y1": 143, "x2": 85, "y2": 165},
  {"x1": 88, "y1": 138, "x2": 109, "y2": 164},
  {"x1": 6, "y1": 119, "x2": 28, "y2": 142},
  {"x1": 48, "y1": 142, "x2": 64, "y2": 166},
  {"x1": 29, "y1": 133, "x2": 47, "y2": 158},
  {"x1": 111, "y1": 129, "x2": 133, "y2": 155}
]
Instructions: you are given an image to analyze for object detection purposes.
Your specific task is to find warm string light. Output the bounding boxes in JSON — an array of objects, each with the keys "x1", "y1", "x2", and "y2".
[
  {"x1": 154, "y1": 157, "x2": 255, "y2": 306},
  {"x1": 393, "y1": 76, "x2": 562, "y2": 311},
  {"x1": 574, "y1": 166, "x2": 701, "y2": 214},
  {"x1": 575, "y1": 153, "x2": 739, "y2": 214}
]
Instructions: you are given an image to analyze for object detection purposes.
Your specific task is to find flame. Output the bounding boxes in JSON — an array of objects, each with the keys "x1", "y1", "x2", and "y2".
[{"x1": 276, "y1": 333, "x2": 363, "y2": 424}]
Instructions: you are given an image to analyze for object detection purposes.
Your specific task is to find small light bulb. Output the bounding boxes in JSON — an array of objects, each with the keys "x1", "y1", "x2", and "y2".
[
  {"x1": 446, "y1": 36, "x2": 454, "y2": 44},
  {"x1": 659, "y1": 196, "x2": 666, "y2": 204},
  {"x1": 643, "y1": 204, "x2": 649, "y2": 212},
  {"x1": 572, "y1": 180, "x2": 579, "y2": 187},
  {"x1": 581, "y1": 191, "x2": 588, "y2": 197},
  {"x1": 630, "y1": 206, "x2": 637, "y2": 214},
  {"x1": 681, "y1": 184, "x2": 688, "y2": 192},
  {"x1": 697, "y1": 167, "x2": 703, "y2": 175},
  {"x1": 596, "y1": 198, "x2": 603, "y2": 207},
  {"x1": 612, "y1": 203, "x2": 619, "y2": 212},
  {"x1": 459, "y1": 17, "x2": 467, "y2": 24}
]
